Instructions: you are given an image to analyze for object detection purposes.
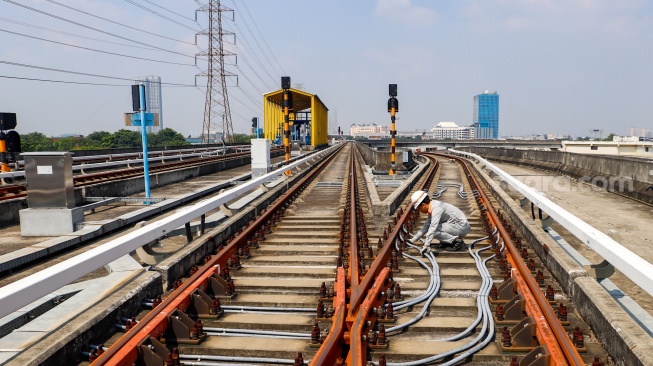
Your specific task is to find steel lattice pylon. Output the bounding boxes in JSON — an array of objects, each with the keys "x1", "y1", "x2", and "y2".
[{"x1": 196, "y1": 0, "x2": 236, "y2": 144}]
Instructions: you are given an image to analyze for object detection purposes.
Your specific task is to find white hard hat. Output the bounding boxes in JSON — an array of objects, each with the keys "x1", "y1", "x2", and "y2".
[{"x1": 410, "y1": 190, "x2": 428, "y2": 209}]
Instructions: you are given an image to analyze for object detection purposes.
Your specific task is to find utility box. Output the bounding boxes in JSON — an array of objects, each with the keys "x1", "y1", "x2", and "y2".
[
  {"x1": 251, "y1": 139, "x2": 271, "y2": 179},
  {"x1": 291, "y1": 140, "x2": 301, "y2": 157},
  {"x1": 20, "y1": 152, "x2": 82, "y2": 236},
  {"x1": 23, "y1": 152, "x2": 75, "y2": 208}
]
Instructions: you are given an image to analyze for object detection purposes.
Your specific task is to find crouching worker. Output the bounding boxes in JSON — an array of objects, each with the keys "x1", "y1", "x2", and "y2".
[{"x1": 407, "y1": 190, "x2": 470, "y2": 255}]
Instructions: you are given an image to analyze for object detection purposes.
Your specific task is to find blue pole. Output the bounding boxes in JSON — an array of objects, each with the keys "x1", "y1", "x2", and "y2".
[
  {"x1": 256, "y1": 117, "x2": 260, "y2": 139},
  {"x1": 139, "y1": 83, "x2": 151, "y2": 202}
]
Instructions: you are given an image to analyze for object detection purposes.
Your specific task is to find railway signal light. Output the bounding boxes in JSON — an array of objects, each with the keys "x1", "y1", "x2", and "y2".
[
  {"x1": 0, "y1": 112, "x2": 18, "y2": 172},
  {"x1": 389, "y1": 84, "x2": 397, "y2": 97},
  {"x1": 281, "y1": 76, "x2": 291, "y2": 89},
  {"x1": 0, "y1": 112, "x2": 17, "y2": 130}
]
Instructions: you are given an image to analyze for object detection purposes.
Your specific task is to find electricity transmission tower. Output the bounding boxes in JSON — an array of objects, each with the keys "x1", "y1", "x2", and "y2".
[{"x1": 196, "y1": 0, "x2": 236, "y2": 143}]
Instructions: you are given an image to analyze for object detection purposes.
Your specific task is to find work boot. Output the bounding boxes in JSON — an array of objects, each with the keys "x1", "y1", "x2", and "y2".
[
  {"x1": 446, "y1": 238, "x2": 466, "y2": 252},
  {"x1": 431, "y1": 242, "x2": 444, "y2": 249}
]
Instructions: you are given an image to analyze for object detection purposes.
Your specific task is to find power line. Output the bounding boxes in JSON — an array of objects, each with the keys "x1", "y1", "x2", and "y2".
[
  {"x1": 229, "y1": 23, "x2": 277, "y2": 85},
  {"x1": 0, "y1": 28, "x2": 196, "y2": 66},
  {"x1": 2, "y1": 0, "x2": 200, "y2": 60},
  {"x1": 234, "y1": 64, "x2": 266, "y2": 95},
  {"x1": 230, "y1": 0, "x2": 284, "y2": 78},
  {"x1": 140, "y1": 0, "x2": 198, "y2": 23},
  {"x1": 0, "y1": 74, "x2": 125, "y2": 86},
  {"x1": 0, "y1": 17, "x2": 160, "y2": 51},
  {"x1": 122, "y1": 0, "x2": 200, "y2": 32},
  {"x1": 0, "y1": 60, "x2": 198, "y2": 86},
  {"x1": 229, "y1": 92, "x2": 262, "y2": 115},
  {"x1": 239, "y1": 0, "x2": 286, "y2": 76},
  {"x1": 233, "y1": 84, "x2": 263, "y2": 109},
  {"x1": 233, "y1": 52, "x2": 273, "y2": 92},
  {"x1": 45, "y1": 0, "x2": 196, "y2": 45}
]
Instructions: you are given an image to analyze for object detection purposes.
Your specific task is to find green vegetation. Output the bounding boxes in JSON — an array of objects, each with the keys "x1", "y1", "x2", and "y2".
[{"x1": 20, "y1": 128, "x2": 191, "y2": 152}]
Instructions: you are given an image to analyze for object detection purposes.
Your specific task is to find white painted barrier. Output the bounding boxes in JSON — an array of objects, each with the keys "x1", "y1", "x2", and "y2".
[
  {"x1": 0, "y1": 146, "x2": 335, "y2": 319},
  {"x1": 450, "y1": 149, "x2": 653, "y2": 298}
]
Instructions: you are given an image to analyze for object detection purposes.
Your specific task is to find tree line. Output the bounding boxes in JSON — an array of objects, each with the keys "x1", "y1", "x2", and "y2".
[{"x1": 22, "y1": 128, "x2": 193, "y2": 152}]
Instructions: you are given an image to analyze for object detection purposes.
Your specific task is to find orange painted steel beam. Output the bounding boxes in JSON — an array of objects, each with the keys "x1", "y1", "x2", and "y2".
[
  {"x1": 348, "y1": 267, "x2": 390, "y2": 366},
  {"x1": 93, "y1": 144, "x2": 344, "y2": 366},
  {"x1": 439, "y1": 153, "x2": 583, "y2": 366},
  {"x1": 310, "y1": 268, "x2": 347, "y2": 366},
  {"x1": 512, "y1": 269, "x2": 567, "y2": 363}
]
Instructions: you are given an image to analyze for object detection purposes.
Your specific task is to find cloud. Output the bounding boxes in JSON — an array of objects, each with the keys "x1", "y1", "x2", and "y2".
[{"x1": 374, "y1": 0, "x2": 438, "y2": 25}]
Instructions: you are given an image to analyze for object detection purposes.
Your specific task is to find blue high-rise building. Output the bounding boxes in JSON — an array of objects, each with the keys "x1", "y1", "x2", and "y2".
[{"x1": 473, "y1": 90, "x2": 499, "y2": 139}]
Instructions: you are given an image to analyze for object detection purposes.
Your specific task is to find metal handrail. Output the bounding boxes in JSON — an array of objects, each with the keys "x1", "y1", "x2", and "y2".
[
  {"x1": 450, "y1": 149, "x2": 653, "y2": 299},
  {"x1": 443, "y1": 152, "x2": 583, "y2": 365}
]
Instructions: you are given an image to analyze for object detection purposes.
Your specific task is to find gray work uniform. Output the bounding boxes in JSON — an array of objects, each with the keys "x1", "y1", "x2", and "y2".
[{"x1": 411, "y1": 201, "x2": 470, "y2": 245}]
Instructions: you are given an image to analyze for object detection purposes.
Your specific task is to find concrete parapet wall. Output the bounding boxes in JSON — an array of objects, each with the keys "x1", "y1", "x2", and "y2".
[
  {"x1": 355, "y1": 142, "x2": 415, "y2": 171},
  {"x1": 467, "y1": 157, "x2": 653, "y2": 366},
  {"x1": 462, "y1": 147, "x2": 653, "y2": 204},
  {"x1": 359, "y1": 150, "x2": 430, "y2": 217}
]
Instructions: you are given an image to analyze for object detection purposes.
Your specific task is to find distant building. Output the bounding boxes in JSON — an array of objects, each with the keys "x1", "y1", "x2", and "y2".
[
  {"x1": 563, "y1": 140, "x2": 653, "y2": 157},
  {"x1": 136, "y1": 76, "x2": 163, "y2": 133},
  {"x1": 473, "y1": 90, "x2": 499, "y2": 139},
  {"x1": 428, "y1": 122, "x2": 474, "y2": 140},
  {"x1": 349, "y1": 124, "x2": 389, "y2": 138},
  {"x1": 627, "y1": 127, "x2": 651, "y2": 139}
]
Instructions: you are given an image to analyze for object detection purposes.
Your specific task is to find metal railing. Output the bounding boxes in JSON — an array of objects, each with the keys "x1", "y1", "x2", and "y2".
[{"x1": 450, "y1": 149, "x2": 653, "y2": 299}]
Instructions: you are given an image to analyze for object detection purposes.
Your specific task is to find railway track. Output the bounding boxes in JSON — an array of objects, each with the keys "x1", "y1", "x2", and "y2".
[
  {"x1": 0, "y1": 148, "x2": 282, "y2": 202},
  {"x1": 5, "y1": 143, "x2": 615, "y2": 365}
]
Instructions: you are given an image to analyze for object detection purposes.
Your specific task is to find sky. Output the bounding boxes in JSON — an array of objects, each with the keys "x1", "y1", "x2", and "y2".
[{"x1": 1, "y1": 0, "x2": 652, "y2": 139}]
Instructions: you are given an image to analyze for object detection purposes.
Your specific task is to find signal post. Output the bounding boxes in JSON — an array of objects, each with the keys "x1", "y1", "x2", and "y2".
[
  {"x1": 282, "y1": 76, "x2": 293, "y2": 175},
  {"x1": 387, "y1": 84, "x2": 398, "y2": 175}
]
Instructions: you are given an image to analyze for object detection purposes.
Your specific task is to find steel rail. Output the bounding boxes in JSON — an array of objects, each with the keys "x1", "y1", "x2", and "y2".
[
  {"x1": 309, "y1": 267, "x2": 347, "y2": 365},
  {"x1": 311, "y1": 146, "x2": 364, "y2": 365},
  {"x1": 0, "y1": 145, "x2": 339, "y2": 321},
  {"x1": 90, "y1": 144, "x2": 344, "y2": 366},
  {"x1": 348, "y1": 150, "x2": 361, "y2": 289},
  {"x1": 441, "y1": 153, "x2": 583, "y2": 365},
  {"x1": 349, "y1": 156, "x2": 439, "y2": 313},
  {"x1": 349, "y1": 267, "x2": 390, "y2": 365}
]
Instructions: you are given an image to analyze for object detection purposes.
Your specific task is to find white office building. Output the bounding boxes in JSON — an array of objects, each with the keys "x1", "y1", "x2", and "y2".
[
  {"x1": 429, "y1": 122, "x2": 475, "y2": 140},
  {"x1": 349, "y1": 124, "x2": 389, "y2": 138}
]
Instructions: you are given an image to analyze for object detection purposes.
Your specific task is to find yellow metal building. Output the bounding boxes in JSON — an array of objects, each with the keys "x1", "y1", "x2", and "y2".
[{"x1": 263, "y1": 88, "x2": 329, "y2": 147}]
